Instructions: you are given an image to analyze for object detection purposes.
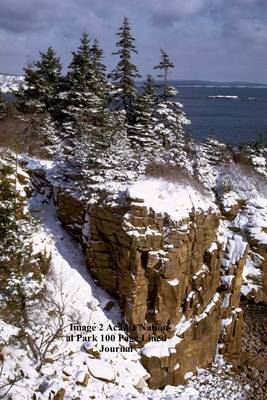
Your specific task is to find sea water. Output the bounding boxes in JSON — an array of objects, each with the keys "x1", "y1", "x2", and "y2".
[{"x1": 174, "y1": 85, "x2": 267, "y2": 145}]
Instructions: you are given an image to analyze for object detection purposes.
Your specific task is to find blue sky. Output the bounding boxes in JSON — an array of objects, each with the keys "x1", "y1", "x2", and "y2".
[{"x1": 0, "y1": 0, "x2": 267, "y2": 83}]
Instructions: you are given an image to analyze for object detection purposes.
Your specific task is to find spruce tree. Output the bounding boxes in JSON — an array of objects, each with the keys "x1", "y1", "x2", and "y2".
[
  {"x1": 91, "y1": 39, "x2": 107, "y2": 90},
  {"x1": 143, "y1": 75, "x2": 157, "y2": 101},
  {"x1": 135, "y1": 75, "x2": 157, "y2": 127},
  {"x1": 90, "y1": 39, "x2": 109, "y2": 118},
  {"x1": 154, "y1": 49, "x2": 175, "y2": 101},
  {"x1": 128, "y1": 75, "x2": 160, "y2": 158},
  {"x1": 64, "y1": 33, "x2": 108, "y2": 128},
  {"x1": 35, "y1": 47, "x2": 62, "y2": 112},
  {"x1": 17, "y1": 47, "x2": 62, "y2": 114},
  {"x1": 111, "y1": 17, "x2": 141, "y2": 123},
  {"x1": 68, "y1": 32, "x2": 92, "y2": 89}
]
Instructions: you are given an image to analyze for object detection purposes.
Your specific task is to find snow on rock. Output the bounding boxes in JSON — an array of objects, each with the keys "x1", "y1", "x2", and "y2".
[
  {"x1": 221, "y1": 235, "x2": 247, "y2": 270},
  {"x1": 141, "y1": 339, "x2": 180, "y2": 358},
  {"x1": 20, "y1": 155, "x2": 54, "y2": 171},
  {"x1": 143, "y1": 356, "x2": 246, "y2": 400},
  {"x1": 233, "y1": 198, "x2": 267, "y2": 245},
  {"x1": 75, "y1": 369, "x2": 89, "y2": 385},
  {"x1": 0, "y1": 321, "x2": 19, "y2": 344},
  {"x1": 125, "y1": 178, "x2": 215, "y2": 222},
  {"x1": 241, "y1": 252, "x2": 265, "y2": 299},
  {"x1": 1, "y1": 154, "x2": 256, "y2": 399},
  {"x1": 142, "y1": 293, "x2": 220, "y2": 359},
  {"x1": 86, "y1": 359, "x2": 115, "y2": 382}
]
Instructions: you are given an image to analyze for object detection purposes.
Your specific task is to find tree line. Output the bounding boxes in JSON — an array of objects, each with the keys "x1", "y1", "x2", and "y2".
[{"x1": 13, "y1": 17, "x2": 175, "y2": 134}]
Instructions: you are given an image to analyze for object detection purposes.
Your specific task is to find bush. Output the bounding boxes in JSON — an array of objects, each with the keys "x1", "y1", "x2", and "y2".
[{"x1": 145, "y1": 162, "x2": 206, "y2": 194}]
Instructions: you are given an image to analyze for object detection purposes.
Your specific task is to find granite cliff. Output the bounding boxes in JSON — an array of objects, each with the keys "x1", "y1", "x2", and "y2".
[{"x1": 27, "y1": 165, "x2": 255, "y2": 390}]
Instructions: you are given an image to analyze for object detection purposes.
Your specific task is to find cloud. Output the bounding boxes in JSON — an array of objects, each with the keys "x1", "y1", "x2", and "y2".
[
  {"x1": 0, "y1": 0, "x2": 266, "y2": 82},
  {"x1": 149, "y1": 0, "x2": 208, "y2": 27}
]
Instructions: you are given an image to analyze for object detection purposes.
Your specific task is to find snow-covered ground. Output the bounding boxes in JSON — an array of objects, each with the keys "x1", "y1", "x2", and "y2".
[
  {"x1": 0, "y1": 158, "x2": 250, "y2": 399},
  {"x1": 0, "y1": 73, "x2": 25, "y2": 93},
  {"x1": 125, "y1": 178, "x2": 216, "y2": 222}
]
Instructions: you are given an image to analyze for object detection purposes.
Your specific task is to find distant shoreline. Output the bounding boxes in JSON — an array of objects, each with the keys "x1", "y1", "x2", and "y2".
[{"x1": 1, "y1": 73, "x2": 267, "y2": 89}]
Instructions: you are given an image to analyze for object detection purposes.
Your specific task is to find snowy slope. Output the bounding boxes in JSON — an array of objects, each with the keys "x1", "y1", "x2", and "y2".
[{"x1": 0, "y1": 73, "x2": 25, "y2": 93}]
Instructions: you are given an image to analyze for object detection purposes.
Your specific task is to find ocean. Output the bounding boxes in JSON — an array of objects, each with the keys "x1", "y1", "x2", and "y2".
[
  {"x1": 174, "y1": 85, "x2": 267, "y2": 145},
  {"x1": 3, "y1": 83, "x2": 267, "y2": 146}
]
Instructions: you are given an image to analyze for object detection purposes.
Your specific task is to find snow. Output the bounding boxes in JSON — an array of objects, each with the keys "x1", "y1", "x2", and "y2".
[
  {"x1": 20, "y1": 154, "x2": 54, "y2": 171},
  {"x1": 232, "y1": 198, "x2": 267, "y2": 245},
  {"x1": 75, "y1": 369, "x2": 88, "y2": 384},
  {"x1": 222, "y1": 235, "x2": 247, "y2": 270},
  {"x1": 1, "y1": 150, "x2": 257, "y2": 399},
  {"x1": 126, "y1": 178, "x2": 215, "y2": 222},
  {"x1": 208, "y1": 241, "x2": 218, "y2": 253},
  {"x1": 221, "y1": 275, "x2": 234, "y2": 288},
  {"x1": 141, "y1": 338, "x2": 181, "y2": 358},
  {"x1": 243, "y1": 259, "x2": 261, "y2": 278},
  {"x1": 0, "y1": 193, "x2": 149, "y2": 399},
  {"x1": 142, "y1": 293, "x2": 221, "y2": 360},
  {"x1": 0, "y1": 73, "x2": 25, "y2": 93},
  {"x1": 0, "y1": 321, "x2": 19, "y2": 344},
  {"x1": 166, "y1": 278, "x2": 179, "y2": 286},
  {"x1": 241, "y1": 253, "x2": 263, "y2": 298},
  {"x1": 86, "y1": 359, "x2": 115, "y2": 382}
]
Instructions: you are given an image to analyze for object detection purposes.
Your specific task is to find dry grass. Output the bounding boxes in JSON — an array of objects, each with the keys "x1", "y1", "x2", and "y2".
[
  {"x1": 145, "y1": 162, "x2": 207, "y2": 194},
  {"x1": 232, "y1": 150, "x2": 251, "y2": 166},
  {"x1": 217, "y1": 161, "x2": 267, "y2": 199},
  {"x1": 0, "y1": 113, "x2": 50, "y2": 158}
]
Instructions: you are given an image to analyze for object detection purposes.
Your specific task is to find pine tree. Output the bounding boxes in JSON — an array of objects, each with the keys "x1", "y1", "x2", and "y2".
[
  {"x1": 111, "y1": 17, "x2": 141, "y2": 123},
  {"x1": 154, "y1": 49, "x2": 175, "y2": 101},
  {"x1": 17, "y1": 47, "x2": 62, "y2": 114}
]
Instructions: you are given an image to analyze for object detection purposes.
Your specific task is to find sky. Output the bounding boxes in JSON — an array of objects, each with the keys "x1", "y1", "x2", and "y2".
[{"x1": 0, "y1": 0, "x2": 267, "y2": 83}]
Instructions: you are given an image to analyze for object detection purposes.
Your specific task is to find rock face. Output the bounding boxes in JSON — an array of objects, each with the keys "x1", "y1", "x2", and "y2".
[
  {"x1": 24, "y1": 163, "x2": 251, "y2": 390},
  {"x1": 83, "y1": 190, "x2": 248, "y2": 389},
  {"x1": 232, "y1": 199, "x2": 267, "y2": 304},
  {"x1": 87, "y1": 200, "x2": 221, "y2": 338}
]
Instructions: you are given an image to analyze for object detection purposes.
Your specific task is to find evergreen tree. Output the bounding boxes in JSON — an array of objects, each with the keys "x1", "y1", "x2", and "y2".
[
  {"x1": 35, "y1": 47, "x2": 62, "y2": 112},
  {"x1": 16, "y1": 62, "x2": 44, "y2": 115},
  {"x1": 135, "y1": 75, "x2": 157, "y2": 127},
  {"x1": 154, "y1": 49, "x2": 175, "y2": 101},
  {"x1": 0, "y1": 152, "x2": 49, "y2": 326},
  {"x1": 63, "y1": 33, "x2": 108, "y2": 129},
  {"x1": 111, "y1": 17, "x2": 141, "y2": 123},
  {"x1": 90, "y1": 38, "x2": 109, "y2": 118},
  {"x1": 17, "y1": 47, "x2": 62, "y2": 114},
  {"x1": 91, "y1": 39, "x2": 107, "y2": 90},
  {"x1": 68, "y1": 32, "x2": 92, "y2": 89},
  {"x1": 0, "y1": 91, "x2": 6, "y2": 119},
  {"x1": 143, "y1": 75, "x2": 157, "y2": 100},
  {"x1": 127, "y1": 75, "x2": 160, "y2": 159}
]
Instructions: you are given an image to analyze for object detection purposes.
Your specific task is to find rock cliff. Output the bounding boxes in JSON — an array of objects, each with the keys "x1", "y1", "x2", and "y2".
[{"x1": 45, "y1": 177, "x2": 249, "y2": 389}]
